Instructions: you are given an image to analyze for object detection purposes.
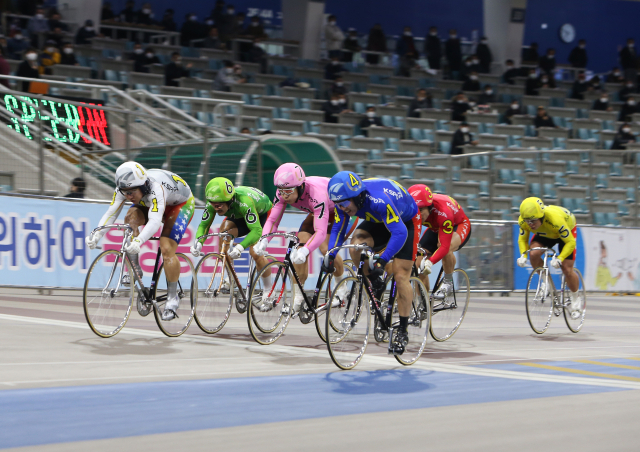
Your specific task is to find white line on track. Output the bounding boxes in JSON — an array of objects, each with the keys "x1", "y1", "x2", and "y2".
[{"x1": 3, "y1": 313, "x2": 640, "y2": 390}]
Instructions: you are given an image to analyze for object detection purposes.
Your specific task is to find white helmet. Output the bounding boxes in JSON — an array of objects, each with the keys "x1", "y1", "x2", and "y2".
[{"x1": 115, "y1": 162, "x2": 149, "y2": 192}]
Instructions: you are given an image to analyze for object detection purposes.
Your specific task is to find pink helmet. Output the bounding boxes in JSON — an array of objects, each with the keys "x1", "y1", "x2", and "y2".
[{"x1": 274, "y1": 163, "x2": 305, "y2": 188}]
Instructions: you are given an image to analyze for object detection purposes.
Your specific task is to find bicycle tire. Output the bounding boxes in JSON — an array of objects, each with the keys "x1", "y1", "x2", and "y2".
[
  {"x1": 83, "y1": 249, "x2": 134, "y2": 338},
  {"x1": 525, "y1": 267, "x2": 554, "y2": 334},
  {"x1": 153, "y1": 252, "x2": 197, "y2": 337},
  {"x1": 395, "y1": 277, "x2": 431, "y2": 365},
  {"x1": 314, "y1": 264, "x2": 358, "y2": 343},
  {"x1": 563, "y1": 268, "x2": 586, "y2": 333},
  {"x1": 429, "y1": 268, "x2": 470, "y2": 342},
  {"x1": 237, "y1": 254, "x2": 278, "y2": 314},
  {"x1": 194, "y1": 252, "x2": 233, "y2": 334}
]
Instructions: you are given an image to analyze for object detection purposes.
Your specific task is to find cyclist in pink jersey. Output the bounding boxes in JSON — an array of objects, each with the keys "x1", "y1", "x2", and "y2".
[{"x1": 255, "y1": 163, "x2": 346, "y2": 312}]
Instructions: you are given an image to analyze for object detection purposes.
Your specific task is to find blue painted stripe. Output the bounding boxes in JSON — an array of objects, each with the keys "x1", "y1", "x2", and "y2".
[
  {"x1": 0, "y1": 369, "x2": 626, "y2": 449},
  {"x1": 482, "y1": 360, "x2": 640, "y2": 380}
]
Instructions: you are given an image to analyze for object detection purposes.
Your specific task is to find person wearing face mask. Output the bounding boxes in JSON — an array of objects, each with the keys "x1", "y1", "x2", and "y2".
[
  {"x1": 619, "y1": 97, "x2": 639, "y2": 121},
  {"x1": 17, "y1": 48, "x2": 42, "y2": 92},
  {"x1": 461, "y1": 56, "x2": 474, "y2": 81},
  {"x1": 75, "y1": 20, "x2": 97, "y2": 45},
  {"x1": 203, "y1": 27, "x2": 222, "y2": 49},
  {"x1": 322, "y1": 93, "x2": 351, "y2": 123},
  {"x1": 504, "y1": 101, "x2": 522, "y2": 125},
  {"x1": 451, "y1": 122, "x2": 478, "y2": 155},
  {"x1": 330, "y1": 75, "x2": 349, "y2": 97},
  {"x1": 229, "y1": 12, "x2": 246, "y2": 40},
  {"x1": 526, "y1": 69, "x2": 542, "y2": 96},
  {"x1": 619, "y1": 80, "x2": 635, "y2": 102},
  {"x1": 325, "y1": 56, "x2": 346, "y2": 80},
  {"x1": 27, "y1": 7, "x2": 50, "y2": 47},
  {"x1": 325, "y1": 15, "x2": 345, "y2": 60},
  {"x1": 568, "y1": 39, "x2": 587, "y2": 69},
  {"x1": 538, "y1": 72, "x2": 556, "y2": 89},
  {"x1": 342, "y1": 29, "x2": 361, "y2": 63},
  {"x1": 534, "y1": 106, "x2": 557, "y2": 130},
  {"x1": 539, "y1": 48, "x2": 556, "y2": 76},
  {"x1": 398, "y1": 50, "x2": 420, "y2": 77},
  {"x1": 462, "y1": 71, "x2": 481, "y2": 91},
  {"x1": 40, "y1": 40, "x2": 60, "y2": 74},
  {"x1": 620, "y1": 38, "x2": 637, "y2": 81},
  {"x1": 210, "y1": 1, "x2": 226, "y2": 27},
  {"x1": 478, "y1": 85, "x2": 496, "y2": 104},
  {"x1": 101, "y1": 2, "x2": 115, "y2": 21},
  {"x1": 571, "y1": 72, "x2": 591, "y2": 100},
  {"x1": 365, "y1": 23, "x2": 386, "y2": 65},
  {"x1": 161, "y1": 9, "x2": 177, "y2": 32},
  {"x1": 8, "y1": 31, "x2": 30, "y2": 60},
  {"x1": 425, "y1": 26, "x2": 441, "y2": 70},
  {"x1": 606, "y1": 67, "x2": 624, "y2": 84},
  {"x1": 476, "y1": 37, "x2": 492, "y2": 73},
  {"x1": 445, "y1": 29, "x2": 462, "y2": 79},
  {"x1": 359, "y1": 106, "x2": 384, "y2": 136},
  {"x1": 135, "y1": 47, "x2": 160, "y2": 72},
  {"x1": 214, "y1": 60, "x2": 240, "y2": 91},
  {"x1": 48, "y1": 13, "x2": 68, "y2": 33},
  {"x1": 612, "y1": 123, "x2": 637, "y2": 152},
  {"x1": 592, "y1": 92, "x2": 612, "y2": 112},
  {"x1": 136, "y1": 3, "x2": 156, "y2": 26},
  {"x1": 60, "y1": 43, "x2": 78, "y2": 65},
  {"x1": 181, "y1": 13, "x2": 207, "y2": 46},
  {"x1": 244, "y1": 17, "x2": 267, "y2": 39},
  {"x1": 396, "y1": 26, "x2": 418, "y2": 58},
  {"x1": 46, "y1": 26, "x2": 66, "y2": 48},
  {"x1": 164, "y1": 51, "x2": 192, "y2": 87},
  {"x1": 408, "y1": 88, "x2": 433, "y2": 117},
  {"x1": 451, "y1": 92, "x2": 472, "y2": 121}
]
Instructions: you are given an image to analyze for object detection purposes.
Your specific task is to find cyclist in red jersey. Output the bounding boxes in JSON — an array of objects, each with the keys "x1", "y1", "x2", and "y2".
[{"x1": 409, "y1": 184, "x2": 472, "y2": 298}]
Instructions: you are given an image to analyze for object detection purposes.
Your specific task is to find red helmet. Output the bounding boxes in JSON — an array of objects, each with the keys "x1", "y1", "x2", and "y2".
[{"x1": 409, "y1": 184, "x2": 434, "y2": 208}]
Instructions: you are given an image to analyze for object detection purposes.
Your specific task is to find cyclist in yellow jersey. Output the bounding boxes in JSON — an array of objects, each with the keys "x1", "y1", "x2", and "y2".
[{"x1": 516, "y1": 197, "x2": 583, "y2": 318}]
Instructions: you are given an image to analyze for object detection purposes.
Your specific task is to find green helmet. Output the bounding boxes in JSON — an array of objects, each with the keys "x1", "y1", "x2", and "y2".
[{"x1": 205, "y1": 177, "x2": 235, "y2": 203}]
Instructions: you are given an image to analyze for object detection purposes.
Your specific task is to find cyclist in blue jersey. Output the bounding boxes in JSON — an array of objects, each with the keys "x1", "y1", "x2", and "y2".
[{"x1": 327, "y1": 171, "x2": 421, "y2": 355}]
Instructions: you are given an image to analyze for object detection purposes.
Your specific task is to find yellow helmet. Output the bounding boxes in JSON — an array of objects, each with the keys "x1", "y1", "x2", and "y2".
[{"x1": 520, "y1": 197, "x2": 545, "y2": 220}]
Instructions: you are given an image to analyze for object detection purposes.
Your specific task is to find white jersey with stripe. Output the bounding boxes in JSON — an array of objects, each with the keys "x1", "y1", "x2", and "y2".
[{"x1": 96, "y1": 169, "x2": 192, "y2": 244}]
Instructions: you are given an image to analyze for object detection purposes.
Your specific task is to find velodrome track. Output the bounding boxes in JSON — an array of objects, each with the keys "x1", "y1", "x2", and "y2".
[{"x1": 1, "y1": 288, "x2": 640, "y2": 451}]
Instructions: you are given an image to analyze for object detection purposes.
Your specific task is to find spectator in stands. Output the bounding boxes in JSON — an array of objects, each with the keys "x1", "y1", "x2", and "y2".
[
  {"x1": 48, "y1": 13, "x2": 68, "y2": 32},
  {"x1": 101, "y1": 2, "x2": 115, "y2": 21},
  {"x1": 476, "y1": 37, "x2": 492, "y2": 73},
  {"x1": 203, "y1": 27, "x2": 222, "y2": 49},
  {"x1": 590, "y1": 75, "x2": 603, "y2": 92},
  {"x1": 620, "y1": 38, "x2": 637, "y2": 81},
  {"x1": 619, "y1": 97, "x2": 638, "y2": 121},
  {"x1": 211, "y1": 1, "x2": 226, "y2": 27},
  {"x1": 619, "y1": 80, "x2": 635, "y2": 101},
  {"x1": 446, "y1": 29, "x2": 462, "y2": 78},
  {"x1": 64, "y1": 177, "x2": 86, "y2": 199},
  {"x1": 129, "y1": 42, "x2": 144, "y2": 62},
  {"x1": 478, "y1": 85, "x2": 496, "y2": 104},
  {"x1": 246, "y1": 37, "x2": 267, "y2": 73},
  {"x1": 396, "y1": 26, "x2": 418, "y2": 58},
  {"x1": 359, "y1": 105, "x2": 384, "y2": 136},
  {"x1": 526, "y1": 69, "x2": 541, "y2": 95},
  {"x1": 571, "y1": 71, "x2": 591, "y2": 100},
  {"x1": 606, "y1": 67, "x2": 624, "y2": 84},
  {"x1": 164, "y1": 52, "x2": 192, "y2": 87},
  {"x1": 425, "y1": 26, "x2": 441, "y2": 70},
  {"x1": 342, "y1": 29, "x2": 361, "y2": 63},
  {"x1": 461, "y1": 56, "x2": 474, "y2": 80},
  {"x1": 181, "y1": 14, "x2": 206, "y2": 47},
  {"x1": 0, "y1": 47, "x2": 9, "y2": 89},
  {"x1": 161, "y1": 9, "x2": 177, "y2": 31},
  {"x1": 534, "y1": 106, "x2": 556, "y2": 129},
  {"x1": 119, "y1": 0, "x2": 136, "y2": 23},
  {"x1": 244, "y1": 16, "x2": 267, "y2": 39},
  {"x1": 451, "y1": 92, "x2": 472, "y2": 121},
  {"x1": 27, "y1": 7, "x2": 49, "y2": 47},
  {"x1": 325, "y1": 55, "x2": 346, "y2": 80},
  {"x1": 47, "y1": 27, "x2": 66, "y2": 48},
  {"x1": 408, "y1": 88, "x2": 433, "y2": 117},
  {"x1": 325, "y1": 15, "x2": 345, "y2": 59},
  {"x1": 451, "y1": 122, "x2": 478, "y2": 155},
  {"x1": 322, "y1": 93, "x2": 351, "y2": 123},
  {"x1": 136, "y1": 3, "x2": 156, "y2": 26},
  {"x1": 398, "y1": 50, "x2": 419, "y2": 77},
  {"x1": 214, "y1": 60, "x2": 245, "y2": 91},
  {"x1": 539, "y1": 48, "x2": 556, "y2": 75},
  {"x1": 229, "y1": 12, "x2": 246, "y2": 39},
  {"x1": 40, "y1": 40, "x2": 60, "y2": 75},
  {"x1": 217, "y1": 5, "x2": 236, "y2": 43},
  {"x1": 503, "y1": 100, "x2": 522, "y2": 124},
  {"x1": 502, "y1": 59, "x2": 519, "y2": 84},
  {"x1": 592, "y1": 92, "x2": 612, "y2": 112},
  {"x1": 135, "y1": 47, "x2": 160, "y2": 72},
  {"x1": 16, "y1": 48, "x2": 41, "y2": 92},
  {"x1": 365, "y1": 23, "x2": 386, "y2": 65},
  {"x1": 568, "y1": 39, "x2": 587, "y2": 69},
  {"x1": 60, "y1": 43, "x2": 78, "y2": 65},
  {"x1": 240, "y1": 127, "x2": 251, "y2": 134},
  {"x1": 329, "y1": 75, "x2": 349, "y2": 97},
  {"x1": 75, "y1": 20, "x2": 97, "y2": 45},
  {"x1": 8, "y1": 32, "x2": 29, "y2": 60},
  {"x1": 462, "y1": 72, "x2": 481, "y2": 91},
  {"x1": 538, "y1": 72, "x2": 556, "y2": 89},
  {"x1": 611, "y1": 123, "x2": 637, "y2": 150},
  {"x1": 522, "y1": 42, "x2": 539, "y2": 65}
]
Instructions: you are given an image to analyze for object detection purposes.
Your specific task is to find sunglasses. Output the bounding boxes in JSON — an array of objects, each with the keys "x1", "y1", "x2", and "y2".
[
  {"x1": 336, "y1": 200, "x2": 352, "y2": 209},
  {"x1": 277, "y1": 187, "x2": 296, "y2": 196},
  {"x1": 120, "y1": 188, "x2": 139, "y2": 197},
  {"x1": 524, "y1": 218, "x2": 540, "y2": 225}
]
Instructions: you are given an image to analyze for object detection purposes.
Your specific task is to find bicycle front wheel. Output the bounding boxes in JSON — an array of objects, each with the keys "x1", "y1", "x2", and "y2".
[
  {"x1": 525, "y1": 267, "x2": 553, "y2": 334},
  {"x1": 314, "y1": 264, "x2": 358, "y2": 343},
  {"x1": 194, "y1": 253, "x2": 233, "y2": 334},
  {"x1": 563, "y1": 268, "x2": 586, "y2": 333},
  {"x1": 153, "y1": 253, "x2": 197, "y2": 337},
  {"x1": 83, "y1": 250, "x2": 134, "y2": 338},
  {"x1": 430, "y1": 268, "x2": 470, "y2": 342},
  {"x1": 394, "y1": 277, "x2": 431, "y2": 366},
  {"x1": 247, "y1": 261, "x2": 294, "y2": 345},
  {"x1": 326, "y1": 276, "x2": 370, "y2": 370}
]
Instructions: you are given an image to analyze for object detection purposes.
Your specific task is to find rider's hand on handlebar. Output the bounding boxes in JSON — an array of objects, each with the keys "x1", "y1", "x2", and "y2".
[
  {"x1": 190, "y1": 241, "x2": 203, "y2": 257},
  {"x1": 322, "y1": 254, "x2": 336, "y2": 274},
  {"x1": 370, "y1": 258, "x2": 386, "y2": 281},
  {"x1": 517, "y1": 254, "x2": 528, "y2": 268},
  {"x1": 85, "y1": 234, "x2": 98, "y2": 250},
  {"x1": 124, "y1": 237, "x2": 142, "y2": 255},
  {"x1": 291, "y1": 246, "x2": 309, "y2": 264},
  {"x1": 254, "y1": 238, "x2": 269, "y2": 256},
  {"x1": 228, "y1": 244, "x2": 244, "y2": 259},
  {"x1": 550, "y1": 257, "x2": 562, "y2": 269},
  {"x1": 420, "y1": 258, "x2": 433, "y2": 275}
]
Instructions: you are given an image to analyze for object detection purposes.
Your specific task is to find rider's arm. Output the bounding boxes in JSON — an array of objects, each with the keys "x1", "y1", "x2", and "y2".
[
  {"x1": 303, "y1": 198, "x2": 331, "y2": 253},
  {"x1": 196, "y1": 204, "x2": 216, "y2": 244},
  {"x1": 136, "y1": 187, "x2": 166, "y2": 244},
  {"x1": 262, "y1": 195, "x2": 285, "y2": 235},
  {"x1": 377, "y1": 199, "x2": 408, "y2": 264},
  {"x1": 238, "y1": 198, "x2": 263, "y2": 249},
  {"x1": 518, "y1": 222, "x2": 530, "y2": 256},
  {"x1": 328, "y1": 208, "x2": 348, "y2": 257},
  {"x1": 95, "y1": 189, "x2": 126, "y2": 239},
  {"x1": 557, "y1": 223, "x2": 576, "y2": 261},
  {"x1": 428, "y1": 224, "x2": 454, "y2": 265}
]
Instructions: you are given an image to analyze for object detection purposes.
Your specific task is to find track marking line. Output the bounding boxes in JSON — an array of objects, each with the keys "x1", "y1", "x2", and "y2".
[
  {"x1": 519, "y1": 362, "x2": 640, "y2": 382},
  {"x1": 574, "y1": 359, "x2": 640, "y2": 371}
]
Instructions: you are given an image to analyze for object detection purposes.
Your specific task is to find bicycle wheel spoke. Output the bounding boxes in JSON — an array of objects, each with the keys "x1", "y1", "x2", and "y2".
[
  {"x1": 525, "y1": 267, "x2": 554, "y2": 334},
  {"x1": 194, "y1": 253, "x2": 233, "y2": 334},
  {"x1": 564, "y1": 268, "x2": 586, "y2": 333},
  {"x1": 394, "y1": 277, "x2": 430, "y2": 365},
  {"x1": 153, "y1": 253, "x2": 197, "y2": 337},
  {"x1": 429, "y1": 269, "x2": 470, "y2": 342}
]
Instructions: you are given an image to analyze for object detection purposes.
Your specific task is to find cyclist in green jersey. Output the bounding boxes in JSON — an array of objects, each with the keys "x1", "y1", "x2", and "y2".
[{"x1": 191, "y1": 177, "x2": 273, "y2": 290}]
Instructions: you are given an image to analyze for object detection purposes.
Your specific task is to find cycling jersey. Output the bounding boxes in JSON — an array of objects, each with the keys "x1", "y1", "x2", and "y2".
[
  {"x1": 196, "y1": 186, "x2": 272, "y2": 248},
  {"x1": 263, "y1": 176, "x2": 334, "y2": 253},
  {"x1": 518, "y1": 204, "x2": 577, "y2": 261},
  {"x1": 97, "y1": 169, "x2": 193, "y2": 244},
  {"x1": 421, "y1": 194, "x2": 470, "y2": 264},
  {"x1": 328, "y1": 178, "x2": 418, "y2": 263}
]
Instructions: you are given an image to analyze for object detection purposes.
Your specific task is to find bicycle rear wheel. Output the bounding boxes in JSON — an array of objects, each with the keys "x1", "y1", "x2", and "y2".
[
  {"x1": 525, "y1": 267, "x2": 553, "y2": 334},
  {"x1": 394, "y1": 277, "x2": 431, "y2": 366},
  {"x1": 326, "y1": 276, "x2": 370, "y2": 370},
  {"x1": 194, "y1": 253, "x2": 233, "y2": 334},
  {"x1": 563, "y1": 268, "x2": 586, "y2": 333},
  {"x1": 83, "y1": 250, "x2": 134, "y2": 338},
  {"x1": 429, "y1": 268, "x2": 470, "y2": 342},
  {"x1": 153, "y1": 253, "x2": 197, "y2": 337},
  {"x1": 247, "y1": 261, "x2": 294, "y2": 345}
]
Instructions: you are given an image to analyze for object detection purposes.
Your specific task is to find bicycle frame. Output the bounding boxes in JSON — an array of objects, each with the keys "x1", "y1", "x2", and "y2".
[
  {"x1": 525, "y1": 247, "x2": 566, "y2": 306},
  {"x1": 413, "y1": 246, "x2": 458, "y2": 313}
]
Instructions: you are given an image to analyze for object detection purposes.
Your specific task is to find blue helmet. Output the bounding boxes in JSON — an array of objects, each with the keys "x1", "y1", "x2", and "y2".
[{"x1": 328, "y1": 171, "x2": 365, "y2": 202}]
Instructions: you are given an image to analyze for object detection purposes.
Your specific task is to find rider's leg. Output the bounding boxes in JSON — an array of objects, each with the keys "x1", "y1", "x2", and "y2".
[
  {"x1": 562, "y1": 258, "x2": 579, "y2": 292},
  {"x1": 529, "y1": 240, "x2": 546, "y2": 268},
  {"x1": 124, "y1": 207, "x2": 146, "y2": 279},
  {"x1": 393, "y1": 258, "x2": 414, "y2": 318},
  {"x1": 160, "y1": 237, "x2": 180, "y2": 282},
  {"x1": 349, "y1": 228, "x2": 374, "y2": 274},
  {"x1": 294, "y1": 231, "x2": 312, "y2": 287}
]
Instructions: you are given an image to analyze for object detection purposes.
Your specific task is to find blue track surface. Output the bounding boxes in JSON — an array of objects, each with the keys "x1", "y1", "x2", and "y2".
[{"x1": 0, "y1": 368, "x2": 627, "y2": 449}]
